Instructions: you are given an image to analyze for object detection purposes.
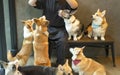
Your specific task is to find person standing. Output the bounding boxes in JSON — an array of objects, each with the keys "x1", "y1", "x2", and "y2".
[{"x1": 28, "y1": 0, "x2": 78, "y2": 66}]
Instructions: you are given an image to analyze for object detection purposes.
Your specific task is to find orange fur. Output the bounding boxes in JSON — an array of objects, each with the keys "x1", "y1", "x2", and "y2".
[
  {"x1": 70, "y1": 47, "x2": 106, "y2": 75},
  {"x1": 56, "y1": 59, "x2": 73, "y2": 75},
  {"x1": 33, "y1": 16, "x2": 51, "y2": 66},
  {"x1": 7, "y1": 20, "x2": 34, "y2": 66}
]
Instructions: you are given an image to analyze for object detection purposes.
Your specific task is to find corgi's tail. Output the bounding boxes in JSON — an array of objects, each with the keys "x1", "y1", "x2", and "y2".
[
  {"x1": 7, "y1": 50, "x2": 17, "y2": 61},
  {"x1": 77, "y1": 24, "x2": 84, "y2": 40},
  {"x1": 77, "y1": 31, "x2": 84, "y2": 40}
]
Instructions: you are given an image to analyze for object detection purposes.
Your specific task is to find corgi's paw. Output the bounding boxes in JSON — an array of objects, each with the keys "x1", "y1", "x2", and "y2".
[
  {"x1": 77, "y1": 35, "x2": 82, "y2": 40},
  {"x1": 94, "y1": 36, "x2": 98, "y2": 40},
  {"x1": 101, "y1": 37, "x2": 105, "y2": 41},
  {"x1": 73, "y1": 37, "x2": 77, "y2": 41},
  {"x1": 88, "y1": 34, "x2": 91, "y2": 38},
  {"x1": 68, "y1": 37, "x2": 71, "y2": 40},
  {"x1": 79, "y1": 71, "x2": 84, "y2": 75}
]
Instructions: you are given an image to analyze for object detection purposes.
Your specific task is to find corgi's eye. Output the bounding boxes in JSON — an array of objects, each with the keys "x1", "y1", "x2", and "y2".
[
  {"x1": 27, "y1": 25, "x2": 31, "y2": 29},
  {"x1": 96, "y1": 14, "x2": 99, "y2": 16}
]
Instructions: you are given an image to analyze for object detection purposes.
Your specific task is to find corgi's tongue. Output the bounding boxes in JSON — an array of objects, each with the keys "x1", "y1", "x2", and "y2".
[{"x1": 73, "y1": 59, "x2": 81, "y2": 65}]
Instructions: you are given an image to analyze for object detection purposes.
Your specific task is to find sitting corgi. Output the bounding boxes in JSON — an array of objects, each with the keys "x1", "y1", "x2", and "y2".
[
  {"x1": 87, "y1": 9, "x2": 108, "y2": 41},
  {"x1": 58, "y1": 9, "x2": 84, "y2": 41},
  {"x1": 69, "y1": 47, "x2": 106, "y2": 75},
  {"x1": 7, "y1": 19, "x2": 34, "y2": 66},
  {"x1": 0, "y1": 59, "x2": 72, "y2": 75},
  {"x1": 33, "y1": 16, "x2": 51, "y2": 66}
]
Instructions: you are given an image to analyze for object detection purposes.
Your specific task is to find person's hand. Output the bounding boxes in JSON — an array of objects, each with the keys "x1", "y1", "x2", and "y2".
[
  {"x1": 66, "y1": 0, "x2": 78, "y2": 9},
  {"x1": 28, "y1": 0, "x2": 37, "y2": 6}
]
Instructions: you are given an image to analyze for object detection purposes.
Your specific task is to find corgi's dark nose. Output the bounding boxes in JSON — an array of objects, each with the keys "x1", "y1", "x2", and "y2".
[
  {"x1": 12, "y1": 64, "x2": 16, "y2": 70},
  {"x1": 68, "y1": 73, "x2": 71, "y2": 75}
]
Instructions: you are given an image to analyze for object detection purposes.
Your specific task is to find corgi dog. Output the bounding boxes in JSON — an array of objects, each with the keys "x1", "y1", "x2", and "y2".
[
  {"x1": 0, "y1": 59, "x2": 72, "y2": 75},
  {"x1": 33, "y1": 16, "x2": 51, "y2": 66},
  {"x1": 0, "y1": 60, "x2": 22, "y2": 75},
  {"x1": 69, "y1": 47, "x2": 106, "y2": 75},
  {"x1": 7, "y1": 19, "x2": 34, "y2": 66},
  {"x1": 17, "y1": 59, "x2": 72, "y2": 75},
  {"x1": 58, "y1": 9, "x2": 84, "y2": 41},
  {"x1": 87, "y1": 9, "x2": 108, "y2": 41}
]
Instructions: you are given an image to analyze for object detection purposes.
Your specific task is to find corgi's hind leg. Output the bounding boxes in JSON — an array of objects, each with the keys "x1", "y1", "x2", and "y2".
[
  {"x1": 101, "y1": 33, "x2": 105, "y2": 41},
  {"x1": 101, "y1": 37, "x2": 105, "y2": 41},
  {"x1": 93, "y1": 69, "x2": 106, "y2": 75},
  {"x1": 88, "y1": 32, "x2": 92, "y2": 38}
]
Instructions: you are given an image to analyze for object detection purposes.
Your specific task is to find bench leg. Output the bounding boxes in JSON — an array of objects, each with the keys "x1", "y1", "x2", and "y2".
[
  {"x1": 105, "y1": 45, "x2": 109, "y2": 57},
  {"x1": 110, "y1": 43, "x2": 116, "y2": 67}
]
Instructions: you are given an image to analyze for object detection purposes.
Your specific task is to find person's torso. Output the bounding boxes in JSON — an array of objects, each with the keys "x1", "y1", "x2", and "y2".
[{"x1": 43, "y1": 0, "x2": 71, "y2": 27}]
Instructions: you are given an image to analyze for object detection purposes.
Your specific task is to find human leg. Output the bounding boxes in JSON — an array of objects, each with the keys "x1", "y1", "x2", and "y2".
[{"x1": 55, "y1": 32, "x2": 68, "y2": 65}]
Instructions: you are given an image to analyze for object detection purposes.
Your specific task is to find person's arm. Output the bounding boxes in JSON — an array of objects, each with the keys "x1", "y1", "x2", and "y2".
[
  {"x1": 28, "y1": 0, "x2": 45, "y2": 9},
  {"x1": 28, "y1": 0, "x2": 37, "y2": 6},
  {"x1": 66, "y1": 0, "x2": 78, "y2": 9}
]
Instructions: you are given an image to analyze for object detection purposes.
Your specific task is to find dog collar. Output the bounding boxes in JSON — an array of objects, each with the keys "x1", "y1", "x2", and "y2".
[
  {"x1": 73, "y1": 59, "x2": 81, "y2": 65},
  {"x1": 63, "y1": 15, "x2": 72, "y2": 19},
  {"x1": 92, "y1": 23, "x2": 100, "y2": 29}
]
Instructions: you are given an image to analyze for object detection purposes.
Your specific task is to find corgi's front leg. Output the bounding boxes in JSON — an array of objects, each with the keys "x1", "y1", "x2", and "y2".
[
  {"x1": 94, "y1": 36, "x2": 98, "y2": 40},
  {"x1": 73, "y1": 34, "x2": 77, "y2": 41},
  {"x1": 68, "y1": 34, "x2": 72, "y2": 40},
  {"x1": 101, "y1": 36, "x2": 105, "y2": 41},
  {"x1": 79, "y1": 71, "x2": 84, "y2": 75}
]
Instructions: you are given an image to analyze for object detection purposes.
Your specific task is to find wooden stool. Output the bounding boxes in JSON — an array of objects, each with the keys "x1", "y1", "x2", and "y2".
[{"x1": 68, "y1": 35, "x2": 116, "y2": 67}]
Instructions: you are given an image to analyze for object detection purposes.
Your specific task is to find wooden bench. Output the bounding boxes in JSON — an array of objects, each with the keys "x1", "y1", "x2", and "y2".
[{"x1": 68, "y1": 35, "x2": 116, "y2": 67}]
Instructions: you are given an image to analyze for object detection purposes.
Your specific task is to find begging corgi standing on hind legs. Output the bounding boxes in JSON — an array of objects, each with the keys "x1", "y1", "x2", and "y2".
[
  {"x1": 87, "y1": 9, "x2": 108, "y2": 41},
  {"x1": 69, "y1": 47, "x2": 106, "y2": 75},
  {"x1": 33, "y1": 16, "x2": 51, "y2": 66},
  {"x1": 7, "y1": 19, "x2": 34, "y2": 66}
]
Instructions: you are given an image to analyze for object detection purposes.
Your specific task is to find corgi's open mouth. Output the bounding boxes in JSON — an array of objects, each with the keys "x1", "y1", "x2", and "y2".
[{"x1": 73, "y1": 59, "x2": 81, "y2": 65}]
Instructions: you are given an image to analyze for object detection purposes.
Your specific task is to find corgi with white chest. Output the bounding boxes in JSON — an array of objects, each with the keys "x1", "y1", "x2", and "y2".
[
  {"x1": 0, "y1": 60, "x2": 22, "y2": 75},
  {"x1": 7, "y1": 20, "x2": 34, "y2": 66},
  {"x1": 58, "y1": 9, "x2": 84, "y2": 41},
  {"x1": 69, "y1": 47, "x2": 106, "y2": 75},
  {"x1": 33, "y1": 16, "x2": 51, "y2": 66},
  {"x1": 87, "y1": 9, "x2": 108, "y2": 41}
]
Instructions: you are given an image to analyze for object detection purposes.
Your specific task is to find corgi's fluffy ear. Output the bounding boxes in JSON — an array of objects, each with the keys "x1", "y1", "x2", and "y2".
[
  {"x1": 69, "y1": 48, "x2": 74, "y2": 54},
  {"x1": 33, "y1": 18, "x2": 39, "y2": 23},
  {"x1": 45, "y1": 20, "x2": 50, "y2": 25},
  {"x1": 21, "y1": 20, "x2": 34, "y2": 26},
  {"x1": 65, "y1": 59, "x2": 69, "y2": 66},
  {"x1": 21, "y1": 20, "x2": 26, "y2": 24},
  {"x1": 0, "y1": 60, "x2": 8, "y2": 69},
  {"x1": 81, "y1": 46, "x2": 85, "y2": 50},
  {"x1": 97, "y1": 9, "x2": 100, "y2": 12},
  {"x1": 101, "y1": 10, "x2": 106, "y2": 17},
  {"x1": 57, "y1": 65, "x2": 64, "y2": 71},
  {"x1": 41, "y1": 15, "x2": 46, "y2": 19}
]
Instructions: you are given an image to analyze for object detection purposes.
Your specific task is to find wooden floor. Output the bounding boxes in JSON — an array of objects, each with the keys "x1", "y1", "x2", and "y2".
[{"x1": 26, "y1": 56, "x2": 120, "y2": 75}]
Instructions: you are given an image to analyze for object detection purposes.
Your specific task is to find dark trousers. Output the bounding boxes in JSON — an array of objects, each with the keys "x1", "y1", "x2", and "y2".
[{"x1": 48, "y1": 27, "x2": 68, "y2": 65}]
